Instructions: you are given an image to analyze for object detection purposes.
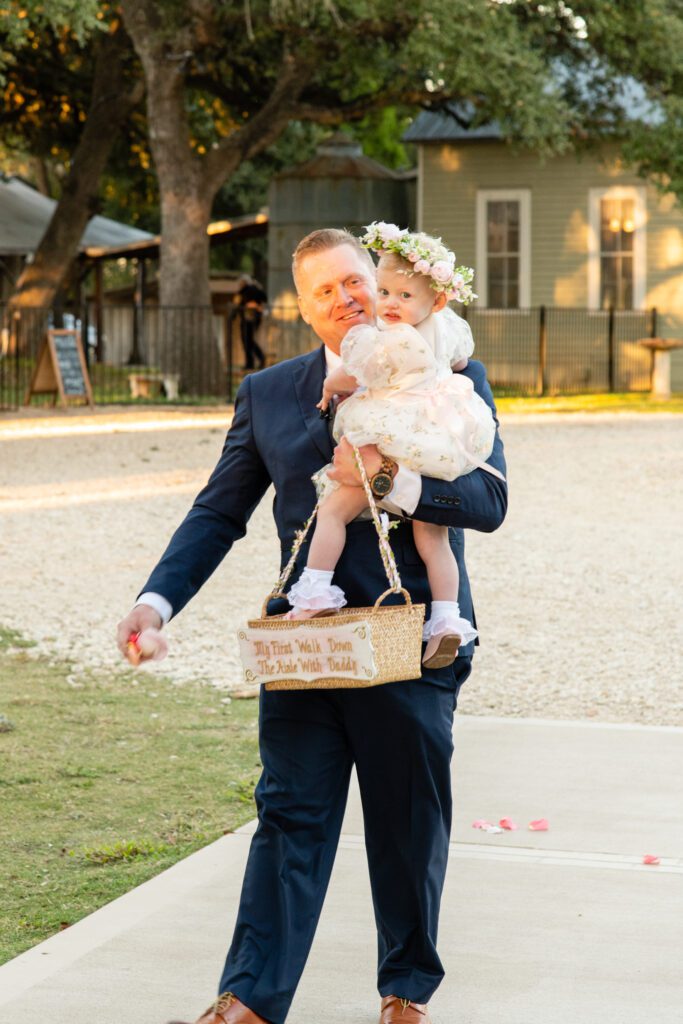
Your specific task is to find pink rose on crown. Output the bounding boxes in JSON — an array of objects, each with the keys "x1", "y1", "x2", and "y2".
[
  {"x1": 414, "y1": 259, "x2": 431, "y2": 275},
  {"x1": 430, "y1": 260, "x2": 452, "y2": 284},
  {"x1": 407, "y1": 251, "x2": 420, "y2": 263}
]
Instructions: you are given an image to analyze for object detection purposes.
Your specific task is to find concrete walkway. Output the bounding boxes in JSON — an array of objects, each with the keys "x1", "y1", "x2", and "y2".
[{"x1": 1, "y1": 716, "x2": 681, "y2": 1024}]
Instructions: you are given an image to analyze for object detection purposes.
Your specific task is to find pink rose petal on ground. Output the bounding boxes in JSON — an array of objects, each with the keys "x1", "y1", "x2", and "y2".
[
  {"x1": 499, "y1": 817, "x2": 518, "y2": 831},
  {"x1": 472, "y1": 819, "x2": 490, "y2": 830},
  {"x1": 528, "y1": 818, "x2": 549, "y2": 831},
  {"x1": 643, "y1": 854, "x2": 660, "y2": 865}
]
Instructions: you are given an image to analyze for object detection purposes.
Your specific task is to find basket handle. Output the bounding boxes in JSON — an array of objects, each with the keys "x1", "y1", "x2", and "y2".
[
  {"x1": 266, "y1": 445, "x2": 404, "y2": 606},
  {"x1": 374, "y1": 587, "x2": 413, "y2": 611},
  {"x1": 260, "y1": 590, "x2": 288, "y2": 618}
]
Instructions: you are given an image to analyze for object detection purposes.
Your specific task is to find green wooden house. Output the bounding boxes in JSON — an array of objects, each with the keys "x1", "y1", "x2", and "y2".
[{"x1": 404, "y1": 110, "x2": 683, "y2": 391}]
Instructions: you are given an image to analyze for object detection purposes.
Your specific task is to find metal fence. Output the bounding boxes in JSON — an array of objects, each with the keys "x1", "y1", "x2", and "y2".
[
  {"x1": 1, "y1": 302, "x2": 656, "y2": 411},
  {"x1": 462, "y1": 306, "x2": 656, "y2": 395}
]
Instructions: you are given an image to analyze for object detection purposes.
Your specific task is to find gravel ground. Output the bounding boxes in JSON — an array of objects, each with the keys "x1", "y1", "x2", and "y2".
[{"x1": 1, "y1": 410, "x2": 681, "y2": 725}]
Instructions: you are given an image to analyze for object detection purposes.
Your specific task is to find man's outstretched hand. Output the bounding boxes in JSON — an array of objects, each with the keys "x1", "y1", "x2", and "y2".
[
  {"x1": 327, "y1": 437, "x2": 382, "y2": 486},
  {"x1": 116, "y1": 604, "x2": 163, "y2": 665}
]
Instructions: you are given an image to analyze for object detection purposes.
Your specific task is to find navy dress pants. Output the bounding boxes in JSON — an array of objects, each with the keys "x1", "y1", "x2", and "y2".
[{"x1": 218, "y1": 659, "x2": 472, "y2": 1024}]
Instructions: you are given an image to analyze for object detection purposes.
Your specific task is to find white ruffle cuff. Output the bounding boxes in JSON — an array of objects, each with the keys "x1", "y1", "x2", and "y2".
[
  {"x1": 286, "y1": 575, "x2": 347, "y2": 613},
  {"x1": 423, "y1": 613, "x2": 478, "y2": 646}
]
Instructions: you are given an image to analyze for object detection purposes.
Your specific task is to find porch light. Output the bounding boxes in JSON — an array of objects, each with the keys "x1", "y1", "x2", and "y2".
[
  {"x1": 609, "y1": 217, "x2": 621, "y2": 232},
  {"x1": 623, "y1": 218, "x2": 635, "y2": 233}
]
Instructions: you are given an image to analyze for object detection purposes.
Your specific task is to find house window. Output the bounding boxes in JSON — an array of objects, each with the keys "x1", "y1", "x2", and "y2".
[
  {"x1": 476, "y1": 189, "x2": 531, "y2": 308},
  {"x1": 589, "y1": 187, "x2": 646, "y2": 310},
  {"x1": 487, "y1": 201, "x2": 519, "y2": 307},
  {"x1": 599, "y1": 197, "x2": 635, "y2": 309}
]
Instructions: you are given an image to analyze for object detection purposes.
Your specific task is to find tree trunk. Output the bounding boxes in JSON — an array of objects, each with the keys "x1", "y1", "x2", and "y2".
[
  {"x1": 10, "y1": 25, "x2": 141, "y2": 312},
  {"x1": 155, "y1": 179, "x2": 223, "y2": 396},
  {"x1": 125, "y1": 20, "x2": 221, "y2": 309},
  {"x1": 121, "y1": 8, "x2": 227, "y2": 394},
  {"x1": 120, "y1": 0, "x2": 312, "y2": 396},
  {"x1": 158, "y1": 180, "x2": 213, "y2": 309}
]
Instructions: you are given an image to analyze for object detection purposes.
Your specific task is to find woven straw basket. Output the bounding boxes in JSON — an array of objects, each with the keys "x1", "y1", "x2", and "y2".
[{"x1": 238, "y1": 448, "x2": 425, "y2": 691}]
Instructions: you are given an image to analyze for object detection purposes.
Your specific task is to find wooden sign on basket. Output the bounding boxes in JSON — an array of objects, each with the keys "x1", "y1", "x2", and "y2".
[
  {"x1": 238, "y1": 591, "x2": 425, "y2": 691},
  {"x1": 25, "y1": 328, "x2": 94, "y2": 408},
  {"x1": 238, "y1": 619, "x2": 378, "y2": 689}
]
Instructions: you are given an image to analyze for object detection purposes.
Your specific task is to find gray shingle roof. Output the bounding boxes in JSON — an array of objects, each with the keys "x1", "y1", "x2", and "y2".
[
  {"x1": 0, "y1": 176, "x2": 153, "y2": 256},
  {"x1": 403, "y1": 74, "x2": 661, "y2": 145},
  {"x1": 403, "y1": 108, "x2": 502, "y2": 143}
]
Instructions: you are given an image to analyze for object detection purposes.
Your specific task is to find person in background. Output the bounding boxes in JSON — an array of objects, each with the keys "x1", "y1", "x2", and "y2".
[{"x1": 236, "y1": 274, "x2": 267, "y2": 370}]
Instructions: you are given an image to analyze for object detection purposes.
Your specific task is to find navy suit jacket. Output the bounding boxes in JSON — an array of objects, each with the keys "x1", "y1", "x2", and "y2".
[{"x1": 141, "y1": 345, "x2": 508, "y2": 687}]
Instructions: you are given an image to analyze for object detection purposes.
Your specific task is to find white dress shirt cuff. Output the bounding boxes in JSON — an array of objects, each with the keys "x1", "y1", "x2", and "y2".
[
  {"x1": 381, "y1": 465, "x2": 421, "y2": 516},
  {"x1": 136, "y1": 592, "x2": 173, "y2": 626}
]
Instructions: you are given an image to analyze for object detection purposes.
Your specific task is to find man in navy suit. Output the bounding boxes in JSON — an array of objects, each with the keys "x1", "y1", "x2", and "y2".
[{"x1": 117, "y1": 229, "x2": 507, "y2": 1024}]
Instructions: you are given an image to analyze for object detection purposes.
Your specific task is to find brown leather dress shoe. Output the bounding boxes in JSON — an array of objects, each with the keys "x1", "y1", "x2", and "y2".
[
  {"x1": 379, "y1": 994, "x2": 431, "y2": 1023},
  {"x1": 167, "y1": 991, "x2": 270, "y2": 1024}
]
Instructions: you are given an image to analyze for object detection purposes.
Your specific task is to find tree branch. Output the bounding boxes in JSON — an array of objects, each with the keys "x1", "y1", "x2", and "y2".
[
  {"x1": 288, "y1": 88, "x2": 470, "y2": 126},
  {"x1": 203, "y1": 47, "x2": 315, "y2": 189}
]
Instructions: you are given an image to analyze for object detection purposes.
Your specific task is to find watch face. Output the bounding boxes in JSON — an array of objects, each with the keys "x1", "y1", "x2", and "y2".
[{"x1": 371, "y1": 472, "x2": 393, "y2": 497}]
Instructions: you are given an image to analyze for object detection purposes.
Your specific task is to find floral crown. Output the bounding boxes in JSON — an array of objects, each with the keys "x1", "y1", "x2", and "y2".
[{"x1": 361, "y1": 221, "x2": 476, "y2": 304}]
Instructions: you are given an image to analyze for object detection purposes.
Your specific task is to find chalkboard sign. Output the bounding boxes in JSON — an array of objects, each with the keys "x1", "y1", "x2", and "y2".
[
  {"x1": 53, "y1": 331, "x2": 87, "y2": 396},
  {"x1": 25, "y1": 329, "x2": 94, "y2": 407}
]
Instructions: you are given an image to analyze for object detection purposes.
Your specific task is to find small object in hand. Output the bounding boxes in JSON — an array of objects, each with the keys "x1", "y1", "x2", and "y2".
[
  {"x1": 528, "y1": 818, "x2": 549, "y2": 831},
  {"x1": 126, "y1": 628, "x2": 168, "y2": 666},
  {"x1": 318, "y1": 404, "x2": 331, "y2": 420},
  {"x1": 126, "y1": 631, "x2": 142, "y2": 666},
  {"x1": 137, "y1": 627, "x2": 168, "y2": 662},
  {"x1": 643, "y1": 854, "x2": 660, "y2": 866}
]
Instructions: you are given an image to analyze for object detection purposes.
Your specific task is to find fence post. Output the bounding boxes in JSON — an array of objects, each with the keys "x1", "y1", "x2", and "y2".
[
  {"x1": 94, "y1": 260, "x2": 105, "y2": 363},
  {"x1": 537, "y1": 305, "x2": 547, "y2": 396},
  {"x1": 648, "y1": 307, "x2": 658, "y2": 392},
  {"x1": 81, "y1": 299, "x2": 90, "y2": 368},
  {"x1": 226, "y1": 307, "x2": 235, "y2": 402},
  {"x1": 607, "y1": 305, "x2": 615, "y2": 392}
]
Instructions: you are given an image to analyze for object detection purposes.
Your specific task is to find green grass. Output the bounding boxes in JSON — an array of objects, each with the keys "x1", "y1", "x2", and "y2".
[
  {"x1": 0, "y1": 629, "x2": 261, "y2": 965},
  {"x1": 495, "y1": 392, "x2": 683, "y2": 414}
]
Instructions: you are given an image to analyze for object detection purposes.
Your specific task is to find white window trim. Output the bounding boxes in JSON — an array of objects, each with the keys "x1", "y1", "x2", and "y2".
[
  {"x1": 416, "y1": 145, "x2": 424, "y2": 232},
  {"x1": 588, "y1": 186, "x2": 646, "y2": 310},
  {"x1": 476, "y1": 189, "x2": 531, "y2": 308}
]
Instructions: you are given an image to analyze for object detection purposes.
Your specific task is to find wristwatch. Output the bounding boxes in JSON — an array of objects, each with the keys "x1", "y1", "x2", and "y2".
[{"x1": 369, "y1": 456, "x2": 397, "y2": 498}]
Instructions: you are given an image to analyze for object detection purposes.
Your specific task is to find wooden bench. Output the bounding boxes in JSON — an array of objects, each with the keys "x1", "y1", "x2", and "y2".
[{"x1": 128, "y1": 372, "x2": 180, "y2": 400}]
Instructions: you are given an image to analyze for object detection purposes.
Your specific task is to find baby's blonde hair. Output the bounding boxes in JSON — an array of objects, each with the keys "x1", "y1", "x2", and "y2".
[
  {"x1": 377, "y1": 251, "x2": 431, "y2": 291},
  {"x1": 377, "y1": 251, "x2": 412, "y2": 275}
]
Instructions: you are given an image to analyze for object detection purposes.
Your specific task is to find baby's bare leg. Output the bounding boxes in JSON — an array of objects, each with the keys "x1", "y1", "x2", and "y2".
[
  {"x1": 307, "y1": 485, "x2": 369, "y2": 571},
  {"x1": 412, "y1": 520, "x2": 459, "y2": 600}
]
